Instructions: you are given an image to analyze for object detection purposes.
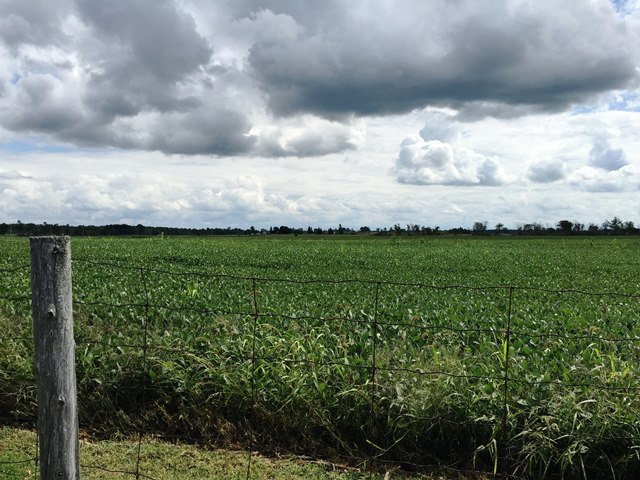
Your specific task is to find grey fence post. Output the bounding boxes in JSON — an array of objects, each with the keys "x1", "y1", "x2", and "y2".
[{"x1": 30, "y1": 236, "x2": 80, "y2": 480}]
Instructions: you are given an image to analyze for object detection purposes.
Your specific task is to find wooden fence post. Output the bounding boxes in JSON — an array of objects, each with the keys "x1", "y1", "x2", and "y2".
[{"x1": 30, "y1": 236, "x2": 80, "y2": 480}]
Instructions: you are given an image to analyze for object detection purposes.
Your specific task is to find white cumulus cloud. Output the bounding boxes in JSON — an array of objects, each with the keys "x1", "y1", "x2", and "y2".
[
  {"x1": 251, "y1": 115, "x2": 365, "y2": 157},
  {"x1": 589, "y1": 137, "x2": 629, "y2": 170},
  {"x1": 392, "y1": 111, "x2": 512, "y2": 187},
  {"x1": 567, "y1": 137, "x2": 639, "y2": 192},
  {"x1": 392, "y1": 136, "x2": 511, "y2": 186},
  {"x1": 568, "y1": 164, "x2": 640, "y2": 192}
]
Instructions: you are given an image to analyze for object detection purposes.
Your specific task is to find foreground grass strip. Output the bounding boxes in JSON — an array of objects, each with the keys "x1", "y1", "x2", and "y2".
[{"x1": 0, "y1": 427, "x2": 484, "y2": 480}]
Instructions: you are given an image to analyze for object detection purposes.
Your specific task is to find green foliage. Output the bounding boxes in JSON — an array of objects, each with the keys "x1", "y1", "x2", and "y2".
[
  {"x1": 2, "y1": 426, "x2": 423, "y2": 480},
  {"x1": 2, "y1": 236, "x2": 640, "y2": 479}
]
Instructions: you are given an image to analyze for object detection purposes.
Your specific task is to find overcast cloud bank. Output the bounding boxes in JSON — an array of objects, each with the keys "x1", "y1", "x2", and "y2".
[{"x1": 0, "y1": 0, "x2": 639, "y2": 227}]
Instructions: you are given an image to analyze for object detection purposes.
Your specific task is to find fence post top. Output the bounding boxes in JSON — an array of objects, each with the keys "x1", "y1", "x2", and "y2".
[
  {"x1": 29, "y1": 235, "x2": 70, "y2": 241},
  {"x1": 29, "y1": 236, "x2": 71, "y2": 248}
]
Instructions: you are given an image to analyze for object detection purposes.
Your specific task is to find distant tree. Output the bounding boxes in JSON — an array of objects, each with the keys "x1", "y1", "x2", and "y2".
[
  {"x1": 557, "y1": 220, "x2": 573, "y2": 234},
  {"x1": 359, "y1": 226, "x2": 371, "y2": 233},
  {"x1": 472, "y1": 221, "x2": 488, "y2": 234},
  {"x1": 495, "y1": 222, "x2": 505, "y2": 233},
  {"x1": 603, "y1": 216, "x2": 624, "y2": 234},
  {"x1": 611, "y1": 217, "x2": 624, "y2": 233},
  {"x1": 588, "y1": 223, "x2": 600, "y2": 233},
  {"x1": 521, "y1": 223, "x2": 545, "y2": 234},
  {"x1": 625, "y1": 221, "x2": 636, "y2": 234},
  {"x1": 572, "y1": 222, "x2": 584, "y2": 233}
]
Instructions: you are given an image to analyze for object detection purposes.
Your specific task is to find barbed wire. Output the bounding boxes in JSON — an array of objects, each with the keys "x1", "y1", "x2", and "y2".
[{"x1": 2, "y1": 258, "x2": 640, "y2": 479}]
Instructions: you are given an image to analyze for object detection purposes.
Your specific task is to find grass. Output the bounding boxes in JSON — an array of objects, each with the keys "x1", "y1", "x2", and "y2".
[
  {"x1": 2, "y1": 235, "x2": 640, "y2": 478},
  {"x1": 0, "y1": 427, "x2": 483, "y2": 479}
]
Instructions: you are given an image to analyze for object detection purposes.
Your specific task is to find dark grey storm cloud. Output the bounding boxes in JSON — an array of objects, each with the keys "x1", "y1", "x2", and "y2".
[
  {"x1": 75, "y1": 0, "x2": 212, "y2": 119},
  {"x1": 0, "y1": 0, "x2": 639, "y2": 157},
  {"x1": 247, "y1": 1, "x2": 638, "y2": 118},
  {"x1": 0, "y1": 0, "x2": 72, "y2": 49},
  {"x1": 144, "y1": 107, "x2": 256, "y2": 155},
  {"x1": 1, "y1": 74, "x2": 84, "y2": 135}
]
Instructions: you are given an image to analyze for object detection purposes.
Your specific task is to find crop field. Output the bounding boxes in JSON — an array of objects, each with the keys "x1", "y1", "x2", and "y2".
[{"x1": 1, "y1": 235, "x2": 640, "y2": 479}]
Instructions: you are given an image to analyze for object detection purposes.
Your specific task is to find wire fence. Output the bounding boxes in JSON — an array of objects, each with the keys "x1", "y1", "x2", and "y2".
[{"x1": 1, "y1": 257, "x2": 640, "y2": 479}]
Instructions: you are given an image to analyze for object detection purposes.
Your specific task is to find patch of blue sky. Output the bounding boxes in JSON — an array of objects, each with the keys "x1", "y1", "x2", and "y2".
[
  {"x1": 570, "y1": 93, "x2": 640, "y2": 115},
  {"x1": 611, "y1": 0, "x2": 634, "y2": 16},
  {"x1": 0, "y1": 137, "x2": 129, "y2": 155},
  {"x1": 612, "y1": 0, "x2": 625, "y2": 11},
  {"x1": 9, "y1": 66, "x2": 66, "y2": 86},
  {"x1": 608, "y1": 93, "x2": 640, "y2": 112},
  {"x1": 0, "y1": 138, "x2": 78, "y2": 154},
  {"x1": 569, "y1": 105, "x2": 601, "y2": 115}
]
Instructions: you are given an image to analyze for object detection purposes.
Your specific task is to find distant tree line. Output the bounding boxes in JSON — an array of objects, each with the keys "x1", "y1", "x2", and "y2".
[
  {"x1": 470, "y1": 216, "x2": 638, "y2": 236},
  {"x1": 0, "y1": 216, "x2": 637, "y2": 237},
  {"x1": 0, "y1": 221, "x2": 252, "y2": 237}
]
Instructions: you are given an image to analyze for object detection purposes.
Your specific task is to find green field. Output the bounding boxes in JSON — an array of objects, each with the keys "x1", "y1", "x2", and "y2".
[{"x1": 1, "y1": 235, "x2": 640, "y2": 479}]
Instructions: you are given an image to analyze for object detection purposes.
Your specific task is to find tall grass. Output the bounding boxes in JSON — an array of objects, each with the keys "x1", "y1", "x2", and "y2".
[{"x1": 1, "y1": 236, "x2": 640, "y2": 478}]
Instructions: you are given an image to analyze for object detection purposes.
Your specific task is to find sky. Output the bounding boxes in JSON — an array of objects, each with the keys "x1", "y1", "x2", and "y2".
[{"x1": 1, "y1": 0, "x2": 640, "y2": 230}]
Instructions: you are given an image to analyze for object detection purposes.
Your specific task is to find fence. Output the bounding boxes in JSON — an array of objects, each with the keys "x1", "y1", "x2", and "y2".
[{"x1": 1, "y1": 236, "x2": 640, "y2": 479}]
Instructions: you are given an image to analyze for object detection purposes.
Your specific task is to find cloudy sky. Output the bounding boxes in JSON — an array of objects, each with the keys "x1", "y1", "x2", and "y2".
[{"x1": 1, "y1": 0, "x2": 640, "y2": 230}]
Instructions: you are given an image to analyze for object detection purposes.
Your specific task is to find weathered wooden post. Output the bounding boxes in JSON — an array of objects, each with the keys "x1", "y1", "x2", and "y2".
[{"x1": 30, "y1": 236, "x2": 80, "y2": 480}]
